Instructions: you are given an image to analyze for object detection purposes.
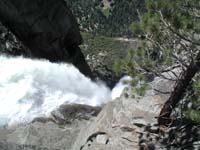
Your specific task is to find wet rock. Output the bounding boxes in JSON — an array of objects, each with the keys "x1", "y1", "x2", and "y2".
[
  {"x1": 0, "y1": 22, "x2": 28, "y2": 56},
  {"x1": 50, "y1": 104, "x2": 101, "y2": 125}
]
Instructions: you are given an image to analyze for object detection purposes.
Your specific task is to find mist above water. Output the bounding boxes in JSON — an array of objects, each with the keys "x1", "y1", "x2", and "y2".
[{"x1": 0, "y1": 56, "x2": 128, "y2": 126}]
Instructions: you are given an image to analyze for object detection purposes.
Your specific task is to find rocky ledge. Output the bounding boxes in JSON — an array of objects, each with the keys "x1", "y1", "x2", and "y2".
[{"x1": 0, "y1": 74, "x2": 199, "y2": 150}]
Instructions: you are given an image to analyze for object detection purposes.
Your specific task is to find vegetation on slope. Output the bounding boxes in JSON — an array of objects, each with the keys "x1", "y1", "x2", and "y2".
[
  {"x1": 65, "y1": 0, "x2": 145, "y2": 37},
  {"x1": 115, "y1": 0, "x2": 200, "y2": 125}
]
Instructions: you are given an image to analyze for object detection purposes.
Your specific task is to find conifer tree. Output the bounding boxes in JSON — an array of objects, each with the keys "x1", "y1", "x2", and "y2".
[
  {"x1": 66, "y1": 0, "x2": 145, "y2": 37},
  {"x1": 66, "y1": 0, "x2": 106, "y2": 34},
  {"x1": 115, "y1": 0, "x2": 200, "y2": 125},
  {"x1": 106, "y1": 0, "x2": 145, "y2": 37}
]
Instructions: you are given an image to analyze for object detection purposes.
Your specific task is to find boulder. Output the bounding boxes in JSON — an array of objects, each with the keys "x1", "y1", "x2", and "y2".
[{"x1": 50, "y1": 104, "x2": 101, "y2": 125}]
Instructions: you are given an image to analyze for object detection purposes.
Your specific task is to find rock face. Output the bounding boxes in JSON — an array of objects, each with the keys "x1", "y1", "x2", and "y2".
[
  {"x1": 0, "y1": 0, "x2": 94, "y2": 80},
  {"x1": 72, "y1": 91, "x2": 165, "y2": 150},
  {"x1": 72, "y1": 74, "x2": 200, "y2": 150},
  {"x1": 0, "y1": 0, "x2": 82, "y2": 56},
  {"x1": 0, "y1": 74, "x2": 199, "y2": 150},
  {"x1": 0, "y1": 122, "x2": 82, "y2": 150},
  {"x1": 0, "y1": 104, "x2": 101, "y2": 150}
]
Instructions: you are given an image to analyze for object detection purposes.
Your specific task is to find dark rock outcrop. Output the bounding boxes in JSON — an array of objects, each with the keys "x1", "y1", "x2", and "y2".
[
  {"x1": 0, "y1": 22, "x2": 28, "y2": 56},
  {"x1": 51, "y1": 104, "x2": 101, "y2": 124},
  {"x1": 31, "y1": 104, "x2": 102, "y2": 125},
  {"x1": 0, "y1": 0, "x2": 94, "y2": 79}
]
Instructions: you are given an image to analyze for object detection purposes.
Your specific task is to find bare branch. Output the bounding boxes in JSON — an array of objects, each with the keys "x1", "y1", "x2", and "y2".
[{"x1": 154, "y1": 88, "x2": 171, "y2": 94}]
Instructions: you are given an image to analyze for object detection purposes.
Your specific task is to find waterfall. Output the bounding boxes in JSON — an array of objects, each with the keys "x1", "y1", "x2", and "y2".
[{"x1": 0, "y1": 55, "x2": 128, "y2": 126}]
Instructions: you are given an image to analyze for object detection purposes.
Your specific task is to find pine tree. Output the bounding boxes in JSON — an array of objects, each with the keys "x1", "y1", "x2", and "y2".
[
  {"x1": 105, "y1": 0, "x2": 145, "y2": 37},
  {"x1": 66, "y1": 0, "x2": 106, "y2": 34},
  {"x1": 66, "y1": 0, "x2": 145, "y2": 37},
  {"x1": 116, "y1": 0, "x2": 200, "y2": 125}
]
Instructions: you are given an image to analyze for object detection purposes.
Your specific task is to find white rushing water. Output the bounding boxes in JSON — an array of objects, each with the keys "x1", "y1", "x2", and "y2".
[{"x1": 0, "y1": 55, "x2": 128, "y2": 126}]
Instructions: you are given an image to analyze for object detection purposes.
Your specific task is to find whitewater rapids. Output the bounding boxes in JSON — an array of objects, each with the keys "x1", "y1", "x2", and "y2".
[{"x1": 0, "y1": 55, "x2": 128, "y2": 126}]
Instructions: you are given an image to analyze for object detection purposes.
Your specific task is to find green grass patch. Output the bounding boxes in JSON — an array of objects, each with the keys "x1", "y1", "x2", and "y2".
[
  {"x1": 80, "y1": 32, "x2": 129, "y2": 69},
  {"x1": 81, "y1": 32, "x2": 127, "y2": 56}
]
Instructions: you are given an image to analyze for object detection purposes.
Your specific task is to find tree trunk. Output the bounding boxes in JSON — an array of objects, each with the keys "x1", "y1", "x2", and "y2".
[
  {"x1": 0, "y1": 0, "x2": 94, "y2": 80},
  {"x1": 158, "y1": 53, "x2": 200, "y2": 126}
]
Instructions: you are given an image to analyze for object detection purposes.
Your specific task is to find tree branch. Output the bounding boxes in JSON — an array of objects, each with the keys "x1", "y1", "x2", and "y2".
[{"x1": 158, "y1": 11, "x2": 200, "y2": 46}]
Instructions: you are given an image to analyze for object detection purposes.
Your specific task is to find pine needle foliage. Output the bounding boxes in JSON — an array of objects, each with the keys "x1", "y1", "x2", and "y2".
[{"x1": 115, "y1": 0, "x2": 200, "y2": 121}]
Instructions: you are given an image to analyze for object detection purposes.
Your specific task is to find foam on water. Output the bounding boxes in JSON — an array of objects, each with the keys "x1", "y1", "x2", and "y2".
[{"x1": 0, "y1": 55, "x2": 128, "y2": 126}]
